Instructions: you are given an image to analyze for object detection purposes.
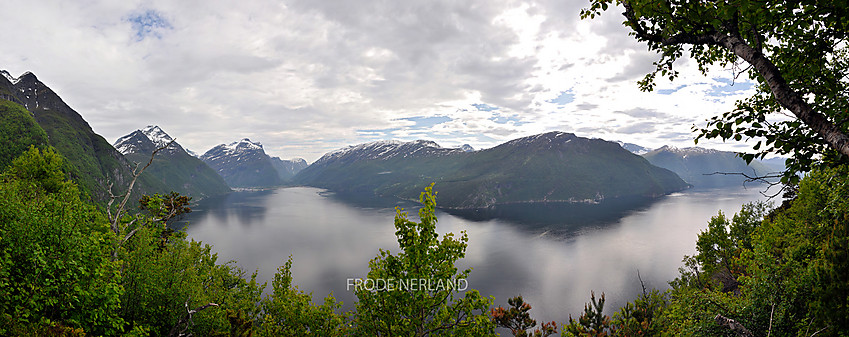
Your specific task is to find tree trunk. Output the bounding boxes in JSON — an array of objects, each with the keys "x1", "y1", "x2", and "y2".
[{"x1": 717, "y1": 34, "x2": 849, "y2": 157}]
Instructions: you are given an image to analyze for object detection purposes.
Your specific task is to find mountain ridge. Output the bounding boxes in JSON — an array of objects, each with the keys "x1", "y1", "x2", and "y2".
[
  {"x1": 114, "y1": 125, "x2": 231, "y2": 198},
  {"x1": 294, "y1": 131, "x2": 689, "y2": 209},
  {"x1": 0, "y1": 70, "x2": 168, "y2": 202},
  {"x1": 200, "y1": 138, "x2": 306, "y2": 188}
]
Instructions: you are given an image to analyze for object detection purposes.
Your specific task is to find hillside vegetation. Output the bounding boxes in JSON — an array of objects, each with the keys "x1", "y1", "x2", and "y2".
[{"x1": 0, "y1": 73, "x2": 167, "y2": 203}]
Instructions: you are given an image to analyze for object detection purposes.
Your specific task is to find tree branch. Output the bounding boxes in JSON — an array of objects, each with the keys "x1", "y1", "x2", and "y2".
[
  {"x1": 169, "y1": 301, "x2": 219, "y2": 337},
  {"x1": 716, "y1": 34, "x2": 849, "y2": 157},
  {"x1": 620, "y1": 0, "x2": 849, "y2": 158},
  {"x1": 715, "y1": 314, "x2": 755, "y2": 337},
  {"x1": 110, "y1": 139, "x2": 176, "y2": 231}
]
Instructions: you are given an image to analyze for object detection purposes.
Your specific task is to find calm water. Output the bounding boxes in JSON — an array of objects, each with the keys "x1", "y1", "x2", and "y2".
[{"x1": 177, "y1": 186, "x2": 768, "y2": 322}]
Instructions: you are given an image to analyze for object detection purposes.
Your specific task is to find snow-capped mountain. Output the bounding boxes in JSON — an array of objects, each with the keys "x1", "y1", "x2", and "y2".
[
  {"x1": 112, "y1": 125, "x2": 231, "y2": 198},
  {"x1": 114, "y1": 125, "x2": 184, "y2": 155},
  {"x1": 616, "y1": 141, "x2": 652, "y2": 155},
  {"x1": 200, "y1": 138, "x2": 305, "y2": 188},
  {"x1": 270, "y1": 157, "x2": 308, "y2": 181},
  {"x1": 0, "y1": 70, "x2": 171, "y2": 202},
  {"x1": 459, "y1": 144, "x2": 475, "y2": 152},
  {"x1": 294, "y1": 131, "x2": 688, "y2": 209},
  {"x1": 311, "y1": 139, "x2": 464, "y2": 168},
  {"x1": 201, "y1": 138, "x2": 267, "y2": 164}
]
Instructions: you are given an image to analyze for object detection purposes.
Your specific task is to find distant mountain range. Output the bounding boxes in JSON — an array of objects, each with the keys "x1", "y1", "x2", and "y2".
[
  {"x1": 200, "y1": 138, "x2": 306, "y2": 188},
  {"x1": 0, "y1": 68, "x2": 791, "y2": 211},
  {"x1": 113, "y1": 126, "x2": 231, "y2": 198},
  {"x1": 294, "y1": 132, "x2": 689, "y2": 209},
  {"x1": 642, "y1": 145, "x2": 774, "y2": 188}
]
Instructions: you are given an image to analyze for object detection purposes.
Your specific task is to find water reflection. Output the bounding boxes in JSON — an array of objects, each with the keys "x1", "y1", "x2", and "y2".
[
  {"x1": 187, "y1": 190, "x2": 275, "y2": 227},
  {"x1": 177, "y1": 186, "x2": 767, "y2": 323}
]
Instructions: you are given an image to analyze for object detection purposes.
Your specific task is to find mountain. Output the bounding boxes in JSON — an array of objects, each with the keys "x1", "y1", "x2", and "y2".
[
  {"x1": 270, "y1": 156, "x2": 308, "y2": 181},
  {"x1": 200, "y1": 138, "x2": 287, "y2": 188},
  {"x1": 459, "y1": 144, "x2": 475, "y2": 152},
  {"x1": 0, "y1": 70, "x2": 167, "y2": 202},
  {"x1": 616, "y1": 141, "x2": 651, "y2": 155},
  {"x1": 760, "y1": 157, "x2": 788, "y2": 173},
  {"x1": 113, "y1": 125, "x2": 231, "y2": 198},
  {"x1": 642, "y1": 146, "x2": 774, "y2": 188},
  {"x1": 294, "y1": 132, "x2": 689, "y2": 209}
]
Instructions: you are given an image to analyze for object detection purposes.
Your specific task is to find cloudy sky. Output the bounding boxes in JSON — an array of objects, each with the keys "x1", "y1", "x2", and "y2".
[{"x1": 0, "y1": 0, "x2": 760, "y2": 162}]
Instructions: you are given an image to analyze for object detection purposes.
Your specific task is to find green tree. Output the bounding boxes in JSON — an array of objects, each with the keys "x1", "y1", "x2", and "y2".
[
  {"x1": 490, "y1": 296, "x2": 557, "y2": 337},
  {"x1": 582, "y1": 1, "x2": 849, "y2": 182},
  {"x1": 257, "y1": 256, "x2": 349, "y2": 336},
  {"x1": 116, "y1": 200, "x2": 264, "y2": 336},
  {"x1": 609, "y1": 289, "x2": 667, "y2": 337},
  {"x1": 353, "y1": 184, "x2": 495, "y2": 336},
  {"x1": 0, "y1": 147, "x2": 124, "y2": 335},
  {"x1": 562, "y1": 292, "x2": 611, "y2": 337},
  {"x1": 653, "y1": 165, "x2": 849, "y2": 336}
]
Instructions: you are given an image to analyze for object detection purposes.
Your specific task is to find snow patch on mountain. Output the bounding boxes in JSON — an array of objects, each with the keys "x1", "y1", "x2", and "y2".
[
  {"x1": 314, "y1": 139, "x2": 460, "y2": 166},
  {"x1": 616, "y1": 141, "x2": 651, "y2": 155},
  {"x1": 1, "y1": 70, "x2": 20, "y2": 84},
  {"x1": 656, "y1": 145, "x2": 719, "y2": 154},
  {"x1": 141, "y1": 125, "x2": 174, "y2": 148}
]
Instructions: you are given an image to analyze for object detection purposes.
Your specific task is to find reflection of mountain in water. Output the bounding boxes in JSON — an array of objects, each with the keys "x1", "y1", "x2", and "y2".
[
  {"x1": 173, "y1": 190, "x2": 274, "y2": 229},
  {"x1": 325, "y1": 190, "x2": 661, "y2": 238},
  {"x1": 443, "y1": 196, "x2": 660, "y2": 237}
]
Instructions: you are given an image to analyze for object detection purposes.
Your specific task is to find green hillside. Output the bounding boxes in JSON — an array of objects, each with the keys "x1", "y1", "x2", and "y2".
[
  {"x1": 0, "y1": 100, "x2": 49, "y2": 168},
  {"x1": 114, "y1": 126, "x2": 231, "y2": 199},
  {"x1": 0, "y1": 71, "x2": 168, "y2": 203},
  {"x1": 124, "y1": 151, "x2": 231, "y2": 198}
]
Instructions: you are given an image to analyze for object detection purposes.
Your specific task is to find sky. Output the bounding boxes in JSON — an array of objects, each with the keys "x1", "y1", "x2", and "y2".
[{"x1": 0, "y1": 0, "x2": 763, "y2": 162}]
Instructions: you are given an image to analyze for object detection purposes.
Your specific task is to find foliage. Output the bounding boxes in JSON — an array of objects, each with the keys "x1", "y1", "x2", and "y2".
[
  {"x1": 582, "y1": 0, "x2": 849, "y2": 183},
  {"x1": 0, "y1": 147, "x2": 123, "y2": 335},
  {"x1": 123, "y1": 150, "x2": 231, "y2": 199},
  {"x1": 609, "y1": 289, "x2": 667, "y2": 337},
  {"x1": 562, "y1": 292, "x2": 611, "y2": 337},
  {"x1": 655, "y1": 165, "x2": 849, "y2": 336},
  {"x1": 138, "y1": 191, "x2": 193, "y2": 224},
  {"x1": 0, "y1": 99, "x2": 48, "y2": 170},
  {"x1": 353, "y1": 184, "x2": 495, "y2": 336},
  {"x1": 116, "y1": 193, "x2": 263, "y2": 336},
  {"x1": 257, "y1": 256, "x2": 349, "y2": 336},
  {"x1": 490, "y1": 296, "x2": 557, "y2": 337}
]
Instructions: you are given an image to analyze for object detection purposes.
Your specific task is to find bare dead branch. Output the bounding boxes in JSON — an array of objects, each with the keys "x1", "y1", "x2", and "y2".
[
  {"x1": 169, "y1": 301, "x2": 219, "y2": 337},
  {"x1": 703, "y1": 170, "x2": 786, "y2": 198},
  {"x1": 715, "y1": 314, "x2": 755, "y2": 337},
  {"x1": 108, "y1": 139, "x2": 176, "y2": 261},
  {"x1": 810, "y1": 325, "x2": 828, "y2": 336},
  {"x1": 110, "y1": 139, "x2": 177, "y2": 231},
  {"x1": 768, "y1": 302, "x2": 775, "y2": 337}
]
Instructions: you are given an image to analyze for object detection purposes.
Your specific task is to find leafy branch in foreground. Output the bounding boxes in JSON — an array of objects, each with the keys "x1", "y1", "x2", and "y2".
[{"x1": 582, "y1": 1, "x2": 849, "y2": 184}]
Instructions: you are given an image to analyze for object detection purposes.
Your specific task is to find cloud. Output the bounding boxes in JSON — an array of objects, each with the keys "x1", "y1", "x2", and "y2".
[
  {"x1": 0, "y1": 0, "x2": 760, "y2": 161},
  {"x1": 617, "y1": 122, "x2": 657, "y2": 134},
  {"x1": 616, "y1": 108, "x2": 669, "y2": 119}
]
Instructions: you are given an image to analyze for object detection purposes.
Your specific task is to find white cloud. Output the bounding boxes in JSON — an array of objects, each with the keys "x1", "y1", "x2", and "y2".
[{"x1": 0, "y1": 0, "x2": 758, "y2": 162}]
